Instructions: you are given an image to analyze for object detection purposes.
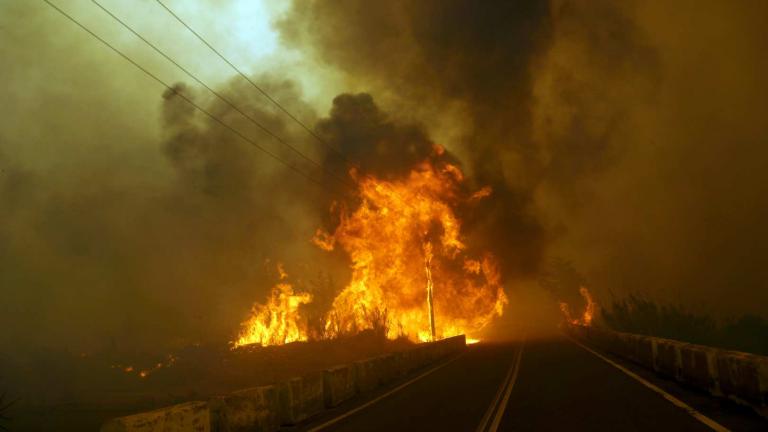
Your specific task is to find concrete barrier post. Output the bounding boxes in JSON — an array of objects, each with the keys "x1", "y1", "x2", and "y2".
[
  {"x1": 757, "y1": 357, "x2": 768, "y2": 417},
  {"x1": 679, "y1": 345, "x2": 719, "y2": 394},
  {"x1": 655, "y1": 339, "x2": 683, "y2": 380},
  {"x1": 353, "y1": 355, "x2": 394, "y2": 395},
  {"x1": 323, "y1": 364, "x2": 357, "y2": 407},
  {"x1": 637, "y1": 336, "x2": 655, "y2": 369},
  {"x1": 210, "y1": 385, "x2": 278, "y2": 432},
  {"x1": 717, "y1": 352, "x2": 762, "y2": 404},
  {"x1": 277, "y1": 373, "x2": 324, "y2": 425},
  {"x1": 101, "y1": 401, "x2": 210, "y2": 432},
  {"x1": 390, "y1": 351, "x2": 409, "y2": 377}
]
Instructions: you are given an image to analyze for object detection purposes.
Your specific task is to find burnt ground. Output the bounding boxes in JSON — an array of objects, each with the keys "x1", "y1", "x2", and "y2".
[{"x1": 0, "y1": 331, "x2": 413, "y2": 431}]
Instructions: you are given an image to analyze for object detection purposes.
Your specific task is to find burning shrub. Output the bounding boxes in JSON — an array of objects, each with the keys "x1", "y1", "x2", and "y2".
[{"x1": 235, "y1": 155, "x2": 509, "y2": 347}]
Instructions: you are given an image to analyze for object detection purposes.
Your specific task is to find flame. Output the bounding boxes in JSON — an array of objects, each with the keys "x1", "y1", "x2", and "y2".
[
  {"x1": 469, "y1": 185, "x2": 492, "y2": 201},
  {"x1": 234, "y1": 159, "x2": 508, "y2": 347},
  {"x1": 580, "y1": 286, "x2": 595, "y2": 325},
  {"x1": 559, "y1": 286, "x2": 596, "y2": 326},
  {"x1": 317, "y1": 159, "x2": 508, "y2": 342},
  {"x1": 276, "y1": 262, "x2": 288, "y2": 280},
  {"x1": 234, "y1": 273, "x2": 313, "y2": 348}
]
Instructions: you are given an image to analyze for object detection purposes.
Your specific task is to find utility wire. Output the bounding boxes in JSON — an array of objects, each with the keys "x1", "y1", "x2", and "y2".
[
  {"x1": 90, "y1": 0, "x2": 355, "y2": 190},
  {"x1": 42, "y1": 0, "x2": 347, "y2": 197},
  {"x1": 154, "y1": 0, "x2": 351, "y2": 164},
  {"x1": 147, "y1": 3, "x2": 442, "y2": 218},
  {"x1": 147, "y1": 2, "x2": 430, "y2": 220}
]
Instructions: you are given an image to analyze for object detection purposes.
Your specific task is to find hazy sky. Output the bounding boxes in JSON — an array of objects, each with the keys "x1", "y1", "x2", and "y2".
[{"x1": 1, "y1": 0, "x2": 766, "y2": 352}]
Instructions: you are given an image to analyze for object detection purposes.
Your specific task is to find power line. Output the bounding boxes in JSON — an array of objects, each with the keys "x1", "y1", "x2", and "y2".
[
  {"x1": 42, "y1": 0, "x2": 347, "y2": 198},
  {"x1": 154, "y1": 0, "x2": 351, "y2": 164},
  {"x1": 150, "y1": 2, "x2": 427, "y2": 223},
  {"x1": 89, "y1": 0, "x2": 354, "y2": 190},
  {"x1": 147, "y1": 2, "x2": 427, "y2": 215}
]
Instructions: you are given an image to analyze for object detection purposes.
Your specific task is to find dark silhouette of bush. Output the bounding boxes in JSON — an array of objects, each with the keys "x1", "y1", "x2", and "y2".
[
  {"x1": 600, "y1": 295, "x2": 768, "y2": 356},
  {"x1": 720, "y1": 314, "x2": 768, "y2": 355},
  {"x1": 0, "y1": 392, "x2": 17, "y2": 431}
]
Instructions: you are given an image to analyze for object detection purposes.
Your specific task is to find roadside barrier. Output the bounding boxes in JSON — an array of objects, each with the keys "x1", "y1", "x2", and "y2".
[
  {"x1": 566, "y1": 324, "x2": 768, "y2": 419},
  {"x1": 100, "y1": 335, "x2": 466, "y2": 431}
]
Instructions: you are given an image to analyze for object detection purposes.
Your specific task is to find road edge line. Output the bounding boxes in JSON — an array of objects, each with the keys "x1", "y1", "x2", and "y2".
[{"x1": 565, "y1": 334, "x2": 731, "y2": 432}]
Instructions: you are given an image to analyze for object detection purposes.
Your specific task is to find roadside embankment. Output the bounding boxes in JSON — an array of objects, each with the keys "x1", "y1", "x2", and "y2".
[{"x1": 101, "y1": 335, "x2": 466, "y2": 432}]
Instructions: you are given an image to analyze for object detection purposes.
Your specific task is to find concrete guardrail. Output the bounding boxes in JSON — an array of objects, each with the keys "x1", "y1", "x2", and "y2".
[
  {"x1": 101, "y1": 401, "x2": 210, "y2": 432},
  {"x1": 100, "y1": 335, "x2": 466, "y2": 431},
  {"x1": 566, "y1": 324, "x2": 768, "y2": 419}
]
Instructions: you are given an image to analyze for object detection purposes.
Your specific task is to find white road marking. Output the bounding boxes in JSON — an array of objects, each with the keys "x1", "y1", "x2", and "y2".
[
  {"x1": 475, "y1": 353, "x2": 516, "y2": 432},
  {"x1": 566, "y1": 334, "x2": 731, "y2": 432},
  {"x1": 476, "y1": 342, "x2": 525, "y2": 432},
  {"x1": 488, "y1": 343, "x2": 524, "y2": 431},
  {"x1": 306, "y1": 352, "x2": 465, "y2": 432}
]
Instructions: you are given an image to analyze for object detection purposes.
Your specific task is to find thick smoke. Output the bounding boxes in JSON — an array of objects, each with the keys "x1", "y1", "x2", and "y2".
[
  {"x1": 279, "y1": 0, "x2": 553, "y2": 281},
  {"x1": 0, "y1": 0, "x2": 342, "y2": 352},
  {"x1": 278, "y1": 0, "x2": 768, "y2": 317},
  {"x1": 0, "y1": 70, "x2": 340, "y2": 353},
  {"x1": 316, "y1": 93, "x2": 438, "y2": 178}
]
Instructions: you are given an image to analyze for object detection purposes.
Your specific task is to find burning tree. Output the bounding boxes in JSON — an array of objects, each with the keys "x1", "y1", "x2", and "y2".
[{"x1": 235, "y1": 151, "x2": 509, "y2": 346}]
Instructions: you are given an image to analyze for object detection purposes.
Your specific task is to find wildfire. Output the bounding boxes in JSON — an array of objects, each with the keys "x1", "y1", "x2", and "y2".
[
  {"x1": 234, "y1": 156, "x2": 509, "y2": 347},
  {"x1": 316, "y1": 158, "x2": 508, "y2": 342},
  {"x1": 559, "y1": 286, "x2": 596, "y2": 326},
  {"x1": 234, "y1": 269, "x2": 313, "y2": 347}
]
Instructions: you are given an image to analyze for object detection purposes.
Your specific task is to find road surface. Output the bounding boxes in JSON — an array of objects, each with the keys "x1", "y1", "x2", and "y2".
[{"x1": 296, "y1": 335, "x2": 767, "y2": 432}]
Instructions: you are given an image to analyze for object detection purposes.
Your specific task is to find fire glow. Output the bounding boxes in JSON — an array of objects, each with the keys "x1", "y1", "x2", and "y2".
[
  {"x1": 111, "y1": 354, "x2": 177, "y2": 379},
  {"x1": 559, "y1": 286, "x2": 596, "y2": 326},
  {"x1": 234, "y1": 155, "x2": 508, "y2": 347},
  {"x1": 235, "y1": 268, "x2": 313, "y2": 347}
]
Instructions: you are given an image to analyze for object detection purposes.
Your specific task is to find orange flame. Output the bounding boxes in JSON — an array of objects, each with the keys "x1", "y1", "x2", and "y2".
[
  {"x1": 559, "y1": 286, "x2": 596, "y2": 326},
  {"x1": 317, "y1": 159, "x2": 508, "y2": 342},
  {"x1": 580, "y1": 286, "x2": 595, "y2": 325},
  {"x1": 234, "y1": 159, "x2": 507, "y2": 347},
  {"x1": 234, "y1": 272, "x2": 313, "y2": 347}
]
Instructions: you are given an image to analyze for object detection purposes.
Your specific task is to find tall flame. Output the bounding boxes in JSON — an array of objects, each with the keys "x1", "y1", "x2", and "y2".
[
  {"x1": 234, "y1": 158, "x2": 509, "y2": 347},
  {"x1": 316, "y1": 159, "x2": 508, "y2": 342},
  {"x1": 234, "y1": 269, "x2": 313, "y2": 347},
  {"x1": 580, "y1": 286, "x2": 595, "y2": 325}
]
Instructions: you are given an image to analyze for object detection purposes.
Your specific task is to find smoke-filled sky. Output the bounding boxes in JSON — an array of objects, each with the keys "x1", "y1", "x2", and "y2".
[{"x1": 1, "y1": 0, "x2": 767, "y2": 352}]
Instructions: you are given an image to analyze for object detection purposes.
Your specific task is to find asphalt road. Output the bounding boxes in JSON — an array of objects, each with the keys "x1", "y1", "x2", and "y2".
[{"x1": 297, "y1": 335, "x2": 768, "y2": 432}]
